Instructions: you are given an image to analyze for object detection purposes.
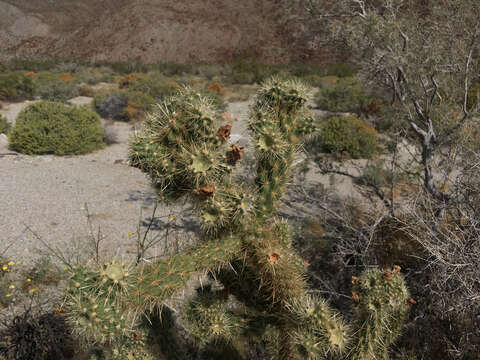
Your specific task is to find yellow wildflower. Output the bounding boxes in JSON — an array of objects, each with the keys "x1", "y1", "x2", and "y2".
[
  {"x1": 2, "y1": 266, "x2": 7, "y2": 270},
  {"x1": 30, "y1": 289, "x2": 37, "y2": 293},
  {"x1": 7, "y1": 261, "x2": 14, "y2": 266},
  {"x1": 6, "y1": 294, "x2": 12, "y2": 297},
  {"x1": 27, "y1": 279, "x2": 31, "y2": 283},
  {"x1": 9, "y1": 285, "x2": 15, "y2": 289},
  {"x1": 169, "y1": 216, "x2": 174, "y2": 221},
  {"x1": 16, "y1": 261, "x2": 21, "y2": 265},
  {"x1": 127, "y1": 232, "x2": 133, "y2": 237}
]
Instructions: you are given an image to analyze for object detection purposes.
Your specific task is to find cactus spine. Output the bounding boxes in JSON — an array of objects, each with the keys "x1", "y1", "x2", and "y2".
[{"x1": 65, "y1": 80, "x2": 410, "y2": 359}]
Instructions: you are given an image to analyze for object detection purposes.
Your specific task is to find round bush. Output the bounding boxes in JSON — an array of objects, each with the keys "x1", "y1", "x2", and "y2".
[
  {"x1": 94, "y1": 91, "x2": 155, "y2": 121},
  {"x1": 314, "y1": 77, "x2": 368, "y2": 113},
  {"x1": 316, "y1": 115, "x2": 378, "y2": 158},
  {"x1": 9, "y1": 101, "x2": 105, "y2": 155},
  {"x1": 94, "y1": 93, "x2": 129, "y2": 120}
]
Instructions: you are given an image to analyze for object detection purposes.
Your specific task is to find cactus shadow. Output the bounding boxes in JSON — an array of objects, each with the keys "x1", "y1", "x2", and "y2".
[{"x1": 125, "y1": 189, "x2": 158, "y2": 206}]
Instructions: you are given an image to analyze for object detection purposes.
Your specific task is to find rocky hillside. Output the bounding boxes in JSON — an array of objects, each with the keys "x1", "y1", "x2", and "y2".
[{"x1": 0, "y1": 0, "x2": 329, "y2": 63}]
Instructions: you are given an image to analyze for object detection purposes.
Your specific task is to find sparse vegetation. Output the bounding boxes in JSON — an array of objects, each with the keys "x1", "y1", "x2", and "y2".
[
  {"x1": 58, "y1": 78, "x2": 411, "y2": 360},
  {"x1": 32, "y1": 72, "x2": 79, "y2": 102},
  {"x1": 0, "y1": 72, "x2": 35, "y2": 101},
  {"x1": 0, "y1": 2, "x2": 478, "y2": 356}
]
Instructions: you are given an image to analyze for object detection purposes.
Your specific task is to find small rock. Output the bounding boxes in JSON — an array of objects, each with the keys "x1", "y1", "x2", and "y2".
[
  {"x1": 67, "y1": 96, "x2": 93, "y2": 106},
  {"x1": 114, "y1": 159, "x2": 124, "y2": 164},
  {"x1": 228, "y1": 134, "x2": 242, "y2": 144},
  {"x1": 0, "y1": 133, "x2": 8, "y2": 151}
]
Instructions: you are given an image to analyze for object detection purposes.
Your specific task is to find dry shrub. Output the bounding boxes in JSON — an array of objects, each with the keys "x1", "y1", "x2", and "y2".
[
  {"x1": 207, "y1": 82, "x2": 228, "y2": 95},
  {"x1": 360, "y1": 98, "x2": 382, "y2": 117},
  {"x1": 118, "y1": 73, "x2": 148, "y2": 89},
  {"x1": 374, "y1": 216, "x2": 425, "y2": 269},
  {"x1": 78, "y1": 84, "x2": 96, "y2": 97},
  {"x1": 319, "y1": 76, "x2": 339, "y2": 87},
  {"x1": 60, "y1": 73, "x2": 73, "y2": 82},
  {"x1": 124, "y1": 104, "x2": 139, "y2": 121}
]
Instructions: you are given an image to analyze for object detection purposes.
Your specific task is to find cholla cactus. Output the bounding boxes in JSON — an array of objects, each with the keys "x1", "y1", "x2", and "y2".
[
  {"x1": 65, "y1": 79, "x2": 410, "y2": 359},
  {"x1": 66, "y1": 261, "x2": 137, "y2": 344}
]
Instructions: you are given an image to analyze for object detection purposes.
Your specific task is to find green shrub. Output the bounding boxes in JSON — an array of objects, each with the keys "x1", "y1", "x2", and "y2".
[
  {"x1": 127, "y1": 71, "x2": 180, "y2": 100},
  {"x1": 9, "y1": 101, "x2": 105, "y2": 155},
  {"x1": 93, "y1": 90, "x2": 155, "y2": 121},
  {"x1": 3, "y1": 56, "x2": 64, "y2": 72},
  {"x1": 371, "y1": 103, "x2": 410, "y2": 135},
  {"x1": 124, "y1": 91, "x2": 155, "y2": 121},
  {"x1": 315, "y1": 77, "x2": 369, "y2": 113},
  {"x1": 321, "y1": 63, "x2": 356, "y2": 78},
  {"x1": 194, "y1": 64, "x2": 231, "y2": 80},
  {"x1": 155, "y1": 62, "x2": 194, "y2": 76},
  {"x1": 53, "y1": 62, "x2": 87, "y2": 74},
  {"x1": 74, "y1": 67, "x2": 115, "y2": 85},
  {"x1": 300, "y1": 74, "x2": 324, "y2": 87},
  {"x1": 78, "y1": 84, "x2": 96, "y2": 97},
  {"x1": 316, "y1": 115, "x2": 379, "y2": 158},
  {"x1": 104, "y1": 61, "x2": 150, "y2": 74},
  {"x1": 0, "y1": 115, "x2": 11, "y2": 134},
  {"x1": 93, "y1": 92, "x2": 128, "y2": 120},
  {"x1": 0, "y1": 71, "x2": 35, "y2": 101},
  {"x1": 231, "y1": 71, "x2": 256, "y2": 85},
  {"x1": 32, "y1": 72, "x2": 79, "y2": 102},
  {"x1": 287, "y1": 63, "x2": 323, "y2": 78},
  {"x1": 118, "y1": 73, "x2": 148, "y2": 89},
  {"x1": 229, "y1": 61, "x2": 284, "y2": 85}
]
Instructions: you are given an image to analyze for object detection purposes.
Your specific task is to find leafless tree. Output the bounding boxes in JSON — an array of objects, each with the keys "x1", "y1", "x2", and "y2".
[{"x1": 300, "y1": 0, "x2": 480, "y2": 356}]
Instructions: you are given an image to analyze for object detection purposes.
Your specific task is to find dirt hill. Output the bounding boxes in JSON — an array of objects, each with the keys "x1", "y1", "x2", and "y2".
[{"x1": 0, "y1": 0, "x2": 329, "y2": 63}]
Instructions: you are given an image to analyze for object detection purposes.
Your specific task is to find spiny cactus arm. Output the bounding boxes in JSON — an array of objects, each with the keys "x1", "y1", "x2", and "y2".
[
  {"x1": 66, "y1": 293, "x2": 134, "y2": 345},
  {"x1": 289, "y1": 295, "x2": 350, "y2": 359},
  {"x1": 249, "y1": 78, "x2": 315, "y2": 219},
  {"x1": 182, "y1": 285, "x2": 247, "y2": 345},
  {"x1": 213, "y1": 221, "x2": 306, "y2": 310},
  {"x1": 249, "y1": 229, "x2": 308, "y2": 307},
  {"x1": 350, "y1": 266, "x2": 411, "y2": 360},
  {"x1": 65, "y1": 235, "x2": 242, "y2": 343},
  {"x1": 130, "y1": 235, "x2": 243, "y2": 312},
  {"x1": 129, "y1": 86, "x2": 241, "y2": 231},
  {"x1": 196, "y1": 182, "x2": 257, "y2": 236},
  {"x1": 65, "y1": 261, "x2": 138, "y2": 344}
]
